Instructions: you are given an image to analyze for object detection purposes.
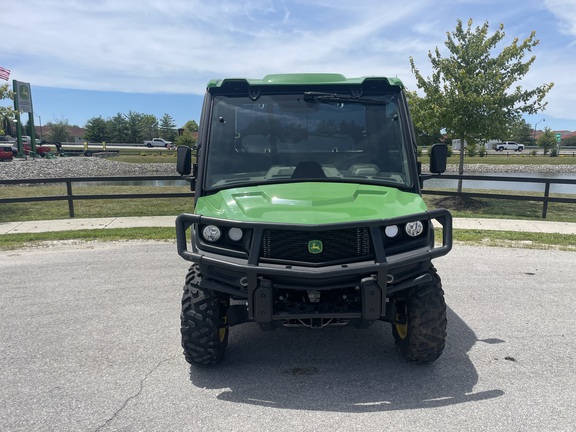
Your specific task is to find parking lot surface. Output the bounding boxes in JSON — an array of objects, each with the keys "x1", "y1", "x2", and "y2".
[{"x1": 1, "y1": 242, "x2": 574, "y2": 431}]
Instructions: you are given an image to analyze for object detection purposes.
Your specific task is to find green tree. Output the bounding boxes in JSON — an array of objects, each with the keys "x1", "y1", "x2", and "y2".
[
  {"x1": 563, "y1": 135, "x2": 576, "y2": 147},
  {"x1": 84, "y1": 116, "x2": 110, "y2": 142},
  {"x1": 537, "y1": 127, "x2": 556, "y2": 155},
  {"x1": 159, "y1": 113, "x2": 177, "y2": 141},
  {"x1": 107, "y1": 113, "x2": 130, "y2": 143},
  {"x1": 125, "y1": 110, "x2": 144, "y2": 144},
  {"x1": 410, "y1": 19, "x2": 553, "y2": 191},
  {"x1": 174, "y1": 119, "x2": 200, "y2": 148},
  {"x1": 175, "y1": 130, "x2": 197, "y2": 148},
  {"x1": 1, "y1": 83, "x2": 15, "y2": 136},
  {"x1": 509, "y1": 119, "x2": 535, "y2": 146},
  {"x1": 466, "y1": 140, "x2": 478, "y2": 157},
  {"x1": 47, "y1": 119, "x2": 71, "y2": 142},
  {"x1": 184, "y1": 120, "x2": 199, "y2": 133},
  {"x1": 140, "y1": 114, "x2": 159, "y2": 140},
  {"x1": 406, "y1": 90, "x2": 443, "y2": 147}
]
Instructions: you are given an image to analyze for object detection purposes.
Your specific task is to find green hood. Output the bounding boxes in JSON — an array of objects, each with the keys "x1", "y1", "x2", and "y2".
[{"x1": 195, "y1": 183, "x2": 427, "y2": 224}]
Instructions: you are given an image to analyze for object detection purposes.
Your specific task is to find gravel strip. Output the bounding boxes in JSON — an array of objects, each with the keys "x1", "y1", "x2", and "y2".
[
  {"x1": 1, "y1": 157, "x2": 576, "y2": 181},
  {"x1": 0, "y1": 157, "x2": 177, "y2": 180}
]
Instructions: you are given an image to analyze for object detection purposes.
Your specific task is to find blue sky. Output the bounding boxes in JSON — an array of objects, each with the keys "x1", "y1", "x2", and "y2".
[{"x1": 1, "y1": 0, "x2": 575, "y2": 133}]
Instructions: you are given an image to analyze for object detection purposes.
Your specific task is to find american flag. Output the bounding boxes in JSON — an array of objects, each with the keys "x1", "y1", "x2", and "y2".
[{"x1": 0, "y1": 66, "x2": 11, "y2": 81}]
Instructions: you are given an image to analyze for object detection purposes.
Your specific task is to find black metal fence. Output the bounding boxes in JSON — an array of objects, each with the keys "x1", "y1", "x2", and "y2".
[
  {"x1": 422, "y1": 174, "x2": 576, "y2": 218},
  {"x1": 1, "y1": 174, "x2": 576, "y2": 219},
  {"x1": 0, "y1": 175, "x2": 193, "y2": 218}
]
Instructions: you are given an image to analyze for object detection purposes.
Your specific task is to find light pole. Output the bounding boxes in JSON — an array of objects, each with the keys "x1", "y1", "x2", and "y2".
[
  {"x1": 34, "y1": 113, "x2": 42, "y2": 140},
  {"x1": 534, "y1": 118, "x2": 545, "y2": 142}
]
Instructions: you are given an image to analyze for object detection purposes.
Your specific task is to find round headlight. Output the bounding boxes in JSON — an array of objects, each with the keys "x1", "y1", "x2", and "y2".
[
  {"x1": 228, "y1": 227, "x2": 243, "y2": 242},
  {"x1": 202, "y1": 225, "x2": 221, "y2": 242},
  {"x1": 405, "y1": 221, "x2": 424, "y2": 237},
  {"x1": 385, "y1": 225, "x2": 399, "y2": 238}
]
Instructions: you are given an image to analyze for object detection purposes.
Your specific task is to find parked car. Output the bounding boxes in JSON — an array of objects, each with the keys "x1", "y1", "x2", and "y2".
[
  {"x1": 493, "y1": 141, "x2": 524, "y2": 152},
  {"x1": 0, "y1": 145, "x2": 14, "y2": 161}
]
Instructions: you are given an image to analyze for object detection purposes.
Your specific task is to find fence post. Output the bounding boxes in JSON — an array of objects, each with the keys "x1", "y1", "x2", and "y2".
[
  {"x1": 542, "y1": 182, "x2": 551, "y2": 219},
  {"x1": 66, "y1": 180, "x2": 75, "y2": 217}
]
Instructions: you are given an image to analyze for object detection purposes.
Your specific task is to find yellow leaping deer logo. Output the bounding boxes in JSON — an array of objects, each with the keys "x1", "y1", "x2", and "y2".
[{"x1": 308, "y1": 240, "x2": 323, "y2": 254}]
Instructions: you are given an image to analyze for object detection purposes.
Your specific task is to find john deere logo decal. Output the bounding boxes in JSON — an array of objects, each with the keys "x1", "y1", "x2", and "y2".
[{"x1": 308, "y1": 240, "x2": 323, "y2": 254}]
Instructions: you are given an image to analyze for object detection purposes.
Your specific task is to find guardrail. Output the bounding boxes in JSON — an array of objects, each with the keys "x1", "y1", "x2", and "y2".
[{"x1": 1, "y1": 174, "x2": 576, "y2": 219}]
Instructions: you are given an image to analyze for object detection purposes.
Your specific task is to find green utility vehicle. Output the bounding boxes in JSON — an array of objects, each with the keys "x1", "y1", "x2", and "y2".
[{"x1": 175, "y1": 73, "x2": 452, "y2": 366}]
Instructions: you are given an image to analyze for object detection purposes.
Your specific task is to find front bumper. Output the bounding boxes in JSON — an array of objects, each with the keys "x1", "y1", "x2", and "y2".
[{"x1": 176, "y1": 210, "x2": 452, "y2": 325}]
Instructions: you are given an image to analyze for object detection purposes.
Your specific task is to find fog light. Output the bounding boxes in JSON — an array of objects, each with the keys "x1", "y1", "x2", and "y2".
[
  {"x1": 228, "y1": 227, "x2": 243, "y2": 242},
  {"x1": 385, "y1": 225, "x2": 399, "y2": 238},
  {"x1": 202, "y1": 225, "x2": 221, "y2": 242},
  {"x1": 405, "y1": 221, "x2": 424, "y2": 237}
]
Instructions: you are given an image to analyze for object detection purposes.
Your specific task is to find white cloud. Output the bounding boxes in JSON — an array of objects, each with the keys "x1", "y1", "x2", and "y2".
[
  {"x1": 545, "y1": 0, "x2": 576, "y2": 35},
  {"x1": 3, "y1": 0, "x2": 434, "y2": 93},
  {"x1": 2, "y1": 0, "x2": 575, "y2": 127}
]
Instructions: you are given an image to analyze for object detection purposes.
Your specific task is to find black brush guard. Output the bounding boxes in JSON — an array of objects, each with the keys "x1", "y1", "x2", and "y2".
[{"x1": 176, "y1": 210, "x2": 452, "y2": 326}]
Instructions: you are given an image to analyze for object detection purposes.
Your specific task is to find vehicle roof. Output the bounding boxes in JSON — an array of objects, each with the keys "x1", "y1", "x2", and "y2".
[{"x1": 206, "y1": 73, "x2": 404, "y2": 89}]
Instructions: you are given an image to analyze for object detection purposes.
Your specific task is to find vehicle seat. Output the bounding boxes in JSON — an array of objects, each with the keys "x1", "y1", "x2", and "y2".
[
  {"x1": 291, "y1": 161, "x2": 326, "y2": 179},
  {"x1": 349, "y1": 164, "x2": 380, "y2": 176}
]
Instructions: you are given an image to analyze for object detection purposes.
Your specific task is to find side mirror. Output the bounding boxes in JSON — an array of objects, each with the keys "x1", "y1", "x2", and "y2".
[
  {"x1": 176, "y1": 146, "x2": 192, "y2": 175},
  {"x1": 430, "y1": 143, "x2": 448, "y2": 174}
]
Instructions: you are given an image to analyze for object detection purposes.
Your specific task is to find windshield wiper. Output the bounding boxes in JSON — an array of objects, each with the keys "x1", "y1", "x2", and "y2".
[{"x1": 303, "y1": 92, "x2": 388, "y2": 106}]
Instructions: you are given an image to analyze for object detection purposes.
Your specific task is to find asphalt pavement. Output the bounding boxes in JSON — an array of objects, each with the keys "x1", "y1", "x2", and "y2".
[
  {"x1": 1, "y1": 243, "x2": 575, "y2": 431},
  {"x1": 1, "y1": 215, "x2": 576, "y2": 235}
]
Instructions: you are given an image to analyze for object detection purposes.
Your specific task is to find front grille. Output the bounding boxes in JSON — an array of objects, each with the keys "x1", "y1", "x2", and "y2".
[{"x1": 260, "y1": 227, "x2": 373, "y2": 265}]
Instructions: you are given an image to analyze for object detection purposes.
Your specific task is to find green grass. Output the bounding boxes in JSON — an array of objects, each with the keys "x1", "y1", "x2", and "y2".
[
  {"x1": 1, "y1": 156, "x2": 575, "y2": 251},
  {"x1": 453, "y1": 229, "x2": 576, "y2": 251},
  {"x1": 0, "y1": 227, "x2": 177, "y2": 250},
  {"x1": 3, "y1": 184, "x2": 575, "y2": 223},
  {"x1": 442, "y1": 154, "x2": 576, "y2": 165},
  {"x1": 118, "y1": 151, "x2": 576, "y2": 166},
  {"x1": 113, "y1": 152, "x2": 180, "y2": 163},
  {"x1": 114, "y1": 151, "x2": 576, "y2": 166}
]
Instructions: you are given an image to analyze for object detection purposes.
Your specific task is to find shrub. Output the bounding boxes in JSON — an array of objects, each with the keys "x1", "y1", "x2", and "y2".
[
  {"x1": 466, "y1": 143, "x2": 477, "y2": 157},
  {"x1": 175, "y1": 131, "x2": 197, "y2": 148}
]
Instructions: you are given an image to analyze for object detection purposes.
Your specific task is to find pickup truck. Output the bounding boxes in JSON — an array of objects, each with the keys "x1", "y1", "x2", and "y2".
[
  {"x1": 493, "y1": 141, "x2": 524, "y2": 152},
  {"x1": 143, "y1": 138, "x2": 172, "y2": 148}
]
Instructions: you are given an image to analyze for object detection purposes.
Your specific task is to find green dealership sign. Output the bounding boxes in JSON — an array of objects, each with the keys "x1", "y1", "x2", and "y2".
[
  {"x1": 15, "y1": 81, "x2": 33, "y2": 113},
  {"x1": 555, "y1": 133, "x2": 562, "y2": 143}
]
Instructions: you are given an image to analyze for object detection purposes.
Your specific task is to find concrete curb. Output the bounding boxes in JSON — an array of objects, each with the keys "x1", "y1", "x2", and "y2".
[{"x1": 1, "y1": 216, "x2": 576, "y2": 235}]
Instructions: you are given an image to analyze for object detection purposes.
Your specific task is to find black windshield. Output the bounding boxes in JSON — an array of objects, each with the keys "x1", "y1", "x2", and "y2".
[{"x1": 204, "y1": 93, "x2": 413, "y2": 190}]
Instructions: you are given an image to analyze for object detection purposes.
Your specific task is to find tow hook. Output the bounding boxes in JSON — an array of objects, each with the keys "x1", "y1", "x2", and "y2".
[{"x1": 361, "y1": 277, "x2": 383, "y2": 320}]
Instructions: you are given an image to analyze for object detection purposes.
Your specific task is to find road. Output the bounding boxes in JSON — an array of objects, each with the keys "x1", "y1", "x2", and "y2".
[{"x1": 1, "y1": 242, "x2": 574, "y2": 431}]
